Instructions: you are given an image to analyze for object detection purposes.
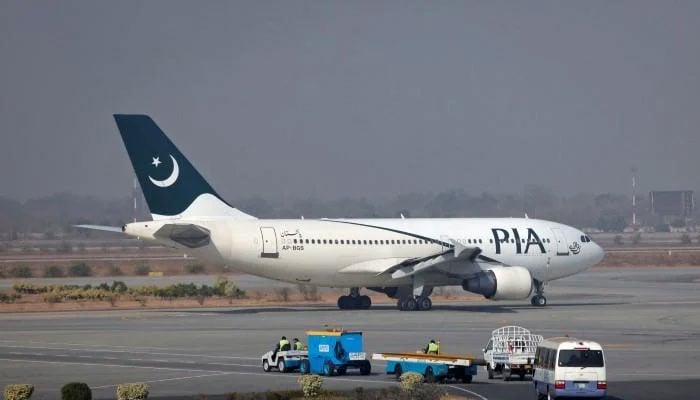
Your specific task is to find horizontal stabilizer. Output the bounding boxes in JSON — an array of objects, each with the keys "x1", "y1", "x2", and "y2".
[{"x1": 74, "y1": 224, "x2": 123, "y2": 233}]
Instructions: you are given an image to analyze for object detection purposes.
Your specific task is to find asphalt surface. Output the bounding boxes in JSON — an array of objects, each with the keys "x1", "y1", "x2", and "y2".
[{"x1": 2, "y1": 266, "x2": 700, "y2": 399}]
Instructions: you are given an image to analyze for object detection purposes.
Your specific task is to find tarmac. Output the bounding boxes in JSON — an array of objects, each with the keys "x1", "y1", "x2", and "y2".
[{"x1": 2, "y1": 266, "x2": 700, "y2": 399}]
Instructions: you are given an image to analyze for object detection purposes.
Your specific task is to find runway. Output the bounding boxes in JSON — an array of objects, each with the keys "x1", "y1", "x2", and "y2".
[{"x1": 2, "y1": 266, "x2": 700, "y2": 399}]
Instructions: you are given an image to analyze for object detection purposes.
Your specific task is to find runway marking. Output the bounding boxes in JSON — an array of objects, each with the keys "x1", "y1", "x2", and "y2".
[
  {"x1": 447, "y1": 385, "x2": 489, "y2": 400},
  {"x1": 90, "y1": 372, "x2": 237, "y2": 390},
  {"x1": 0, "y1": 357, "x2": 230, "y2": 373},
  {"x1": 0, "y1": 343, "x2": 259, "y2": 360},
  {"x1": 0, "y1": 357, "x2": 396, "y2": 388}
]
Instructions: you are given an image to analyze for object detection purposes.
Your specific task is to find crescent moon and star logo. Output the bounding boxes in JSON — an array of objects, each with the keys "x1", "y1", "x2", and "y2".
[{"x1": 148, "y1": 154, "x2": 179, "y2": 188}]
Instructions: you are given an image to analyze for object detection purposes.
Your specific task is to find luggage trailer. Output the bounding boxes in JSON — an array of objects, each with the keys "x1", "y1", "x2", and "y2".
[{"x1": 372, "y1": 352, "x2": 484, "y2": 383}]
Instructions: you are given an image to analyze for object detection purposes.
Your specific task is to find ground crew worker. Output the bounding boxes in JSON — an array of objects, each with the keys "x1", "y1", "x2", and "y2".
[
  {"x1": 293, "y1": 337, "x2": 305, "y2": 351},
  {"x1": 273, "y1": 336, "x2": 291, "y2": 361},
  {"x1": 424, "y1": 339, "x2": 439, "y2": 355}
]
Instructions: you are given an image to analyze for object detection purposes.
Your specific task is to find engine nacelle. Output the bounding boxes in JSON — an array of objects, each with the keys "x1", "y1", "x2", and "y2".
[{"x1": 461, "y1": 266, "x2": 533, "y2": 300}]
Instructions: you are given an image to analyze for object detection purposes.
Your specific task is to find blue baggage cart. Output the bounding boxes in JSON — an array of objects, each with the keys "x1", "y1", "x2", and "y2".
[{"x1": 300, "y1": 329, "x2": 371, "y2": 376}]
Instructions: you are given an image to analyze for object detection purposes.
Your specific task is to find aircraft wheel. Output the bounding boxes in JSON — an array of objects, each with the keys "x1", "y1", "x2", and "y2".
[
  {"x1": 338, "y1": 295, "x2": 351, "y2": 310},
  {"x1": 533, "y1": 295, "x2": 547, "y2": 307},
  {"x1": 418, "y1": 296, "x2": 432, "y2": 311},
  {"x1": 404, "y1": 297, "x2": 418, "y2": 311},
  {"x1": 358, "y1": 295, "x2": 372, "y2": 309}
]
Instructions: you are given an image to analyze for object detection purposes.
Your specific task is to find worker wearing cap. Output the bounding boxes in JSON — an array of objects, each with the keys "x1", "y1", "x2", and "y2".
[
  {"x1": 293, "y1": 337, "x2": 305, "y2": 351},
  {"x1": 424, "y1": 339, "x2": 439, "y2": 355}
]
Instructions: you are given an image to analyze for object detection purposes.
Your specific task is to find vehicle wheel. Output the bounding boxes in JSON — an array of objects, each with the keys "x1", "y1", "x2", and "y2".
[
  {"x1": 535, "y1": 295, "x2": 547, "y2": 307},
  {"x1": 277, "y1": 358, "x2": 286, "y2": 373},
  {"x1": 418, "y1": 296, "x2": 432, "y2": 311},
  {"x1": 300, "y1": 359, "x2": 310, "y2": 375},
  {"x1": 337, "y1": 366, "x2": 347, "y2": 376},
  {"x1": 462, "y1": 374, "x2": 473, "y2": 383},
  {"x1": 359, "y1": 360, "x2": 371, "y2": 376},
  {"x1": 396, "y1": 299, "x2": 404, "y2": 310},
  {"x1": 262, "y1": 360, "x2": 271, "y2": 372},
  {"x1": 519, "y1": 371, "x2": 526, "y2": 380},
  {"x1": 425, "y1": 366, "x2": 435, "y2": 383},
  {"x1": 487, "y1": 365, "x2": 494, "y2": 379},
  {"x1": 359, "y1": 295, "x2": 372, "y2": 309},
  {"x1": 404, "y1": 297, "x2": 418, "y2": 311},
  {"x1": 323, "y1": 361, "x2": 335, "y2": 376},
  {"x1": 394, "y1": 364, "x2": 403, "y2": 380}
]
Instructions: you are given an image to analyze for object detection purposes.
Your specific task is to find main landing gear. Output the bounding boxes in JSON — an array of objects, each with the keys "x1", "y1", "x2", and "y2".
[
  {"x1": 337, "y1": 287, "x2": 372, "y2": 310},
  {"x1": 531, "y1": 279, "x2": 547, "y2": 307},
  {"x1": 397, "y1": 296, "x2": 432, "y2": 311}
]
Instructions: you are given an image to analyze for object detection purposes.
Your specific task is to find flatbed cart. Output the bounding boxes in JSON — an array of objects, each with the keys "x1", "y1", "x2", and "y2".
[{"x1": 372, "y1": 352, "x2": 485, "y2": 383}]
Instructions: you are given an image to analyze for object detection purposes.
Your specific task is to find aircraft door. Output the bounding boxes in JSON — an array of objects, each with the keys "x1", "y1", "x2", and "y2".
[
  {"x1": 260, "y1": 227, "x2": 279, "y2": 258},
  {"x1": 550, "y1": 227, "x2": 569, "y2": 256}
]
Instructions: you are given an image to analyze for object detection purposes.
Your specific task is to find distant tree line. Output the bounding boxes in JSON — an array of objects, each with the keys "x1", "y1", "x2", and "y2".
[{"x1": 0, "y1": 187, "x2": 696, "y2": 237}]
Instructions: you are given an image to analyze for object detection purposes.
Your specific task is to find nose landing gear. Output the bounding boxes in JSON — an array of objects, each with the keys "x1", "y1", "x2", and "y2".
[{"x1": 531, "y1": 280, "x2": 547, "y2": 307}]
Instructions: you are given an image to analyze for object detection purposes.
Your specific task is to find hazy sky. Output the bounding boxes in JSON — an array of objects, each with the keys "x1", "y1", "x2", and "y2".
[{"x1": 2, "y1": 1, "x2": 699, "y2": 202}]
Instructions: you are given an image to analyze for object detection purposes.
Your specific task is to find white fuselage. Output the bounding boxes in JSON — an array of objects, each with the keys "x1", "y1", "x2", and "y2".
[{"x1": 126, "y1": 217, "x2": 604, "y2": 289}]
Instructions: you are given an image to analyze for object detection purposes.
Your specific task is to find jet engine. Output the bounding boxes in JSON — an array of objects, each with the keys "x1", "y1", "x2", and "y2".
[{"x1": 461, "y1": 266, "x2": 532, "y2": 300}]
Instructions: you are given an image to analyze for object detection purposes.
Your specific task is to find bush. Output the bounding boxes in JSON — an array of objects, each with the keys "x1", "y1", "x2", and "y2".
[
  {"x1": 109, "y1": 266, "x2": 124, "y2": 276},
  {"x1": 185, "y1": 264, "x2": 206, "y2": 274},
  {"x1": 43, "y1": 292, "x2": 62, "y2": 303},
  {"x1": 58, "y1": 241, "x2": 73, "y2": 253},
  {"x1": 275, "y1": 287, "x2": 291, "y2": 302},
  {"x1": 134, "y1": 265, "x2": 151, "y2": 276},
  {"x1": 0, "y1": 293, "x2": 21, "y2": 303},
  {"x1": 214, "y1": 276, "x2": 245, "y2": 301},
  {"x1": 10, "y1": 266, "x2": 32, "y2": 278},
  {"x1": 111, "y1": 281, "x2": 128, "y2": 293},
  {"x1": 69, "y1": 263, "x2": 92, "y2": 277},
  {"x1": 681, "y1": 233, "x2": 692, "y2": 245},
  {"x1": 4, "y1": 384, "x2": 34, "y2": 400},
  {"x1": 297, "y1": 285, "x2": 321, "y2": 301},
  {"x1": 399, "y1": 372, "x2": 424, "y2": 393},
  {"x1": 116, "y1": 383, "x2": 148, "y2": 400},
  {"x1": 44, "y1": 265, "x2": 65, "y2": 278},
  {"x1": 297, "y1": 375, "x2": 323, "y2": 398},
  {"x1": 61, "y1": 382, "x2": 92, "y2": 400}
]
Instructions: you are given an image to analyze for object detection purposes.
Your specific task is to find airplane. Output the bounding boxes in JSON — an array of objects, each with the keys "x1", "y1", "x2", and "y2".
[{"x1": 79, "y1": 115, "x2": 605, "y2": 311}]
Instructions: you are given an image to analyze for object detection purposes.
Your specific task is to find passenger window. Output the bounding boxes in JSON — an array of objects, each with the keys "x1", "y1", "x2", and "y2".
[
  {"x1": 479, "y1": 239, "x2": 483, "y2": 244},
  {"x1": 293, "y1": 239, "x2": 297, "y2": 244},
  {"x1": 351, "y1": 240, "x2": 356, "y2": 244},
  {"x1": 391, "y1": 240, "x2": 395, "y2": 244},
  {"x1": 362, "y1": 240, "x2": 367, "y2": 245}
]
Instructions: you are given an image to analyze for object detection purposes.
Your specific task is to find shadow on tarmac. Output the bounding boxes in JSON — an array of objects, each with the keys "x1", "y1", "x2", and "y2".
[{"x1": 164, "y1": 301, "x2": 628, "y2": 315}]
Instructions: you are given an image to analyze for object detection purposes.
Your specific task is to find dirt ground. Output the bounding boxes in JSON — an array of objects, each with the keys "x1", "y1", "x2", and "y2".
[{"x1": 0, "y1": 288, "x2": 482, "y2": 313}]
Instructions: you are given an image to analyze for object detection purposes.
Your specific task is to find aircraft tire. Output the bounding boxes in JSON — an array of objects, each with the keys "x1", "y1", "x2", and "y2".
[
  {"x1": 418, "y1": 296, "x2": 432, "y2": 311},
  {"x1": 404, "y1": 297, "x2": 418, "y2": 311},
  {"x1": 533, "y1": 295, "x2": 547, "y2": 307},
  {"x1": 338, "y1": 296, "x2": 351, "y2": 310},
  {"x1": 358, "y1": 295, "x2": 372, "y2": 309}
]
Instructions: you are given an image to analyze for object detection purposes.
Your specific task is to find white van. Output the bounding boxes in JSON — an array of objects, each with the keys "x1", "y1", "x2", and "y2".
[{"x1": 533, "y1": 337, "x2": 606, "y2": 399}]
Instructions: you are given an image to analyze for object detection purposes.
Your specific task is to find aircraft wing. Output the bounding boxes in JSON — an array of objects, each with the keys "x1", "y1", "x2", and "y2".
[{"x1": 339, "y1": 238, "x2": 501, "y2": 279}]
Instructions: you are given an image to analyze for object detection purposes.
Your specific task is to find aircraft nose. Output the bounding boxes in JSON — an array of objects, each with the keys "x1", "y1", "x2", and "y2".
[{"x1": 591, "y1": 240, "x2": 605, "y2": 264}]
